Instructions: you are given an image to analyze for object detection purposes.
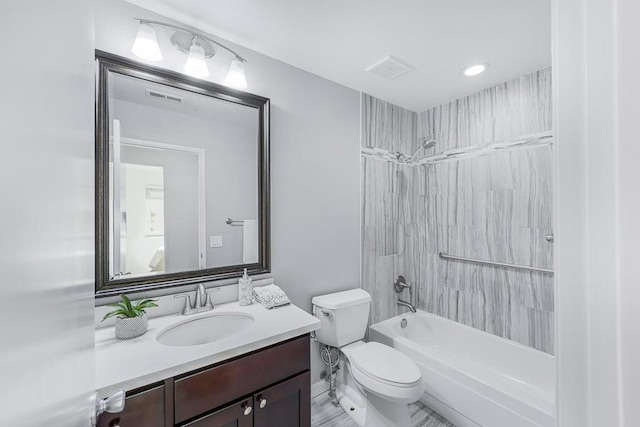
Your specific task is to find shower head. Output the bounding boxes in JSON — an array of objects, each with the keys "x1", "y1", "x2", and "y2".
[
  {"x1": 393, "y1": 138, "x2": 437, "y2": 163},
  {"x1": 419, "y1": 137, "x2": 437, "y2": 150},
  {"x1": 407, "y1": 138, "x2": 436, "y2": 161}
]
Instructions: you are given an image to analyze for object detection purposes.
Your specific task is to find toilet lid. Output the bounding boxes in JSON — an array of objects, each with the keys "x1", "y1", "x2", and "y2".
[{"x1": 349, "y1": 342, "x2": 421, "y2": 385}]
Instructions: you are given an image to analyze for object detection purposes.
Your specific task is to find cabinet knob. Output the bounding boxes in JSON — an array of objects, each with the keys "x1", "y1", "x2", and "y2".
[
  {"x1": 259, "y1": 397, "x2": 267, "y2": 409},
  {"x1": 241, "y1": 401, "x2": 252, "y2": 416}
]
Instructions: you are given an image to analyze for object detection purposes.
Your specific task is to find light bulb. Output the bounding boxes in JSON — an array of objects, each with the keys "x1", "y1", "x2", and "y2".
[
  {"x1": 131, "y1": 23, "x2": 163, "y2": 62},
  {"x1": 462, "y1": 63, "x2": 489, "y2": 77},
  {"x1": 183, "y1": 41, "x2": 209, "y2": 78},
  {"x1": 224, "y1": 58, "x2": 247, "y2": 89}
]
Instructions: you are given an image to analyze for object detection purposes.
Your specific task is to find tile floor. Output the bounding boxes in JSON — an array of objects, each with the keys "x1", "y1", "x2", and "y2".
[{"x1": 311, "y1": 392, "x2": 456, "y2": 427}]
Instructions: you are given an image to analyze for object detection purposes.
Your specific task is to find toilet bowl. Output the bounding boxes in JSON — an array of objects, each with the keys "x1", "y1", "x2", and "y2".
[
  {"x1": 336, "y1": 341, "x2": 424, "y2": 427},
  {"x1": 312, "y1": 289, "x2": 424, "y2": 427},
  {"x1": 342, "y1": 341, "x2": 424, "y2": 403}
]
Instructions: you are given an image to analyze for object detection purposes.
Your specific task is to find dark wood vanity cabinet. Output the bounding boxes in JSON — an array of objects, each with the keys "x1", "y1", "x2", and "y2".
[
  {"x1": 184, "y1": 372, "x2": 310, "y2": 427},
  {"x1": 97, "y1": 384, "x2": 166, "y2": 427},
  {"x1": 98, "y1": 335, "x2": 311, "y2": 427},
  {"x1": 182, "y1": 398, "x2": 254, "y2": 427},
  {"x1": 253, "y1": 372, "x2": 310, "y2": 427}
]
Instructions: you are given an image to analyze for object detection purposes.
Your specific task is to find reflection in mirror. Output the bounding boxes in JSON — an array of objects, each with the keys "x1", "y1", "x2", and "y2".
[
  {"x1": 110, "y1": 162, "x2": 168, "y2": 278},
  {"x1": 96, "y1": 52, "x2": 270, "y2": 295},
  {"x1": 110, "y1": 140, "x2": 204, "y2": 279}
]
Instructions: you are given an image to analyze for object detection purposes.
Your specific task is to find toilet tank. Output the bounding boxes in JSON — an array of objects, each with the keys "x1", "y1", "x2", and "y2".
[{"x1": 311, "y1": 289, "x2": 371, "y2": 348}]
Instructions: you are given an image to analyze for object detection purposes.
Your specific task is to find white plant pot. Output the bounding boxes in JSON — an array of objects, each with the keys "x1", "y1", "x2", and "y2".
[{"x1": 115, "y1": 313, "x2": 148, "y2": 340}]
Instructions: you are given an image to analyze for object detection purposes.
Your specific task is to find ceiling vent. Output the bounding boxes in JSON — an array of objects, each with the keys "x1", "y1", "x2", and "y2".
[
  {"x1": 366, "y1": 56, "x2": 411, "y2": 80},
  {"x1": 145, "y1": 89, "x2": 184, "y2": 104}
]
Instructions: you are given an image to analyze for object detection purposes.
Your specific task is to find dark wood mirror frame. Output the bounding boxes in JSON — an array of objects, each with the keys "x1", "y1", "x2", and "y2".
[{"x1": 95, "y1": 51, "x2": 270, "y2": 297}]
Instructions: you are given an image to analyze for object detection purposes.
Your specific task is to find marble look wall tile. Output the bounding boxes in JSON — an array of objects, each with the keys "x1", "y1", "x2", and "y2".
[
  {"x1": 361, "y1": 96, "x2": 419, "y2": 323},
  {"x1": 417, "y1": 68, "x2": 552, "y2": 151},
  {"x1": 362, "y1": 93, "x2": 417, "y2": 153},
  {"x1": 362, "y1": 69, "x2": 554, "y2": 354}
]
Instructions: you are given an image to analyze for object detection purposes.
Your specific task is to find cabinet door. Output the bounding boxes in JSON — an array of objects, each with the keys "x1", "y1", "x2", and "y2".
[
  {"x1": 97, "y1": 385, "x2": 165, "y2": 427},
  {"x1": 175, "y1": 335, "x2": 310, "y2": 424},
  {"x1": 253, "y1": 372, "x2": 310, "y2": 427},
  {"x1": 183, "y1": 398, "x2": 254, "y2": 427}
]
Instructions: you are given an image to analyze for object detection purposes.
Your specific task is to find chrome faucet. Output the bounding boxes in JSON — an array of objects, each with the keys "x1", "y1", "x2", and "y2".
[
  {"x1": 174, "y1": 284, "x2": 215, "y2": 315},
  {"x1": 194, "y1": 283, "x2": 206, "y2": 309},
  {"x1": 397, "y1": 299, "x2": 417, "y2": 313}
]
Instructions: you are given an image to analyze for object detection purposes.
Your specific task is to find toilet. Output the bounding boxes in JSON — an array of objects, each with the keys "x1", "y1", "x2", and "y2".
[{"x1": 312, "y1": 289, "x2": 424, "y2": 427}]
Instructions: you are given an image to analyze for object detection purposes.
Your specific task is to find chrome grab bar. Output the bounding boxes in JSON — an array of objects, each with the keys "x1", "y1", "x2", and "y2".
[{"x1": 439, "y1": 252, "x2": 554, "y2": 274}]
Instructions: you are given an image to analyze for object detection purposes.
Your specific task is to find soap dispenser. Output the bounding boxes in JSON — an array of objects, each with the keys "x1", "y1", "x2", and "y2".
[{"x1": 238, "y1": 268, "x2": 253, "y2": 306}]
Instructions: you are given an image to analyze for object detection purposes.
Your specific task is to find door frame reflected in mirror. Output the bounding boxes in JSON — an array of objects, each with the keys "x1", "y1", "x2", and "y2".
[{"x1": 95, "y1": 51, "x2": 270, "y2": 297}]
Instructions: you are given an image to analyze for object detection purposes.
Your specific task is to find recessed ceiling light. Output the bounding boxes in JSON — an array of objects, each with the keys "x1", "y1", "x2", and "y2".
[{"x1": 462, "y1": 63, "x2": 490, "y2": 77}]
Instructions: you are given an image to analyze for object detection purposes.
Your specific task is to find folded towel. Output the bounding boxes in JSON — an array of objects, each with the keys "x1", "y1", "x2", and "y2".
[{"x1": 252, "y1": 284, "x2": 291, "y2": 309}]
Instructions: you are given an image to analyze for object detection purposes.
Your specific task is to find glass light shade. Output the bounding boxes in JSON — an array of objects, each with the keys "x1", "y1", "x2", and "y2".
[
  {"x1": 462, "y1": 63, "x2": 489, "y2": 77},
  {"x1": 183, "y1": 42, "x2": 210, "y2": 78},
  {"x1": 224, "y1": 58, "x2": 247, "y2": 89},
  {"x1": 131, "y1": 23, "x2": 163, "y2": 61}
]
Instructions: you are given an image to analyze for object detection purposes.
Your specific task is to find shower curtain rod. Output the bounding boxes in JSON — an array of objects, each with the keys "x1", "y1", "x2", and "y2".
[{"x1": 439, "y1": 252, "x2": 554, "y2": 274}]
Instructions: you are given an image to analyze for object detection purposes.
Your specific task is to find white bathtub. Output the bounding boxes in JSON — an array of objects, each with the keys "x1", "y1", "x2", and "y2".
[{"x1": 369, "y1": 311, "x2": 555, "y2": 427}]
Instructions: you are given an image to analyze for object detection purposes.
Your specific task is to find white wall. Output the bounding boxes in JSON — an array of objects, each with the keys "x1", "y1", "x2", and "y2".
[
  {"x1": 554, "y1": 0, "x2": 640, "y2": 425},
  {"x1": 97, "y1": 0, "x2": 361, "y2": 382},
  {"x1": 618, "y1": 2, "x2": 640, "y2": 425},
  {"x1": 0, "y1": 1, "x2": 95, "y2": 425}
]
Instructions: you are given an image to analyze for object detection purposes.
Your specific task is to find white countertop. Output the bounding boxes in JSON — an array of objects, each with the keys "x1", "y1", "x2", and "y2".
[{"x1": 95, "y1": 301, "x2": 320, "y2": 398}]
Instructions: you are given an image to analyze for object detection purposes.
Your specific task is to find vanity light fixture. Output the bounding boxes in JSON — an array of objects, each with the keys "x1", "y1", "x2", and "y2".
[
  {"x1": 183, "y1": 37, "x2": 210, "y2": 78},
  {"x1": 462, "y1": 63, "x2": 490, "y2": 77},
  {"x1": 131, "y1": 23, "x2": 163, "y2": 61},
  {"x1": 131, "y1": 19, "x2": 248, "y2": 87},
  {"x1": 224, "y1": 57, "x2": 247, "y2": 89}
]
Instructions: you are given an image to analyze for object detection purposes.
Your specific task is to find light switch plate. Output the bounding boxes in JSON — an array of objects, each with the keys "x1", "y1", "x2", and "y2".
[{"x1": 210, "y1": 235, "x2": 223, "y2": 248}]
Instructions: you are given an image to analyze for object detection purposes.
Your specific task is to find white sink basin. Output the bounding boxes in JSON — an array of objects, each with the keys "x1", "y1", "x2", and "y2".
[{"x1": 156, "y1": 312, "x2": 254, "y2": 347}]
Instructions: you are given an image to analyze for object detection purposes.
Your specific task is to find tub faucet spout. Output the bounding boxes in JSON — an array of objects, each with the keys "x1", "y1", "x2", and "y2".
[{"x1": 397, "y1": 299, "x2": 417, "y2": 313}]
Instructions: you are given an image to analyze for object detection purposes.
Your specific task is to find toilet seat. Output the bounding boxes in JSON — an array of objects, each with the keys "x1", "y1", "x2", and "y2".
[
  {"x1": 341, "y1": 341, "x2": 425, "y2": 403},
  {"x1": 348, "y1": 342, "x2": 421, "y2": 387}
]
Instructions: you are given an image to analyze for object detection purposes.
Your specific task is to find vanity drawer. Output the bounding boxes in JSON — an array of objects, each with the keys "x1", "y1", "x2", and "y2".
[
  {"x1": 97, "y1": 384, "x2": 165, "y2": 427},
  {"x1": 174, "y1": 335, "x2": 310, "y2": 423},
  {"x1": 182, "y1": 398, "x2": 254, "y2": 427}
]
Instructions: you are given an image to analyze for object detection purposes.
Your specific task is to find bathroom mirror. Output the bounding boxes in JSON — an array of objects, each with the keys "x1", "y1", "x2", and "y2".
[{"x1": 95, "y1": 51, "x2": 270, "y2": 296}]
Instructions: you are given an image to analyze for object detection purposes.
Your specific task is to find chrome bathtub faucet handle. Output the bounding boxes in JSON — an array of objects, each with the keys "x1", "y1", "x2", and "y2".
[{"x1": 394, "y1": 275, "x2": 412, "y2": 293}]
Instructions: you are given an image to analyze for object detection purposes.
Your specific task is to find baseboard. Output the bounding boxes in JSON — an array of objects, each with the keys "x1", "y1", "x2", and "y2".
[{"x1": 311, "y1": 379, "x2": 329, "y2": 397}]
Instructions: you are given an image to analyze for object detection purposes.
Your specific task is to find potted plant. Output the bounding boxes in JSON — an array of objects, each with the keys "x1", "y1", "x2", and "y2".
[{"x1": 102, "y1": 294, "x2": 158, "y2": 340}]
